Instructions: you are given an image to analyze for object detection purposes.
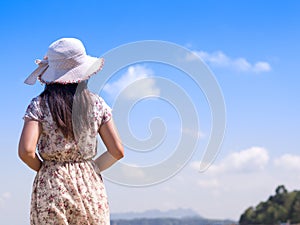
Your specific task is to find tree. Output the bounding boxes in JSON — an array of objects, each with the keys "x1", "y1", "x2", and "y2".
[
  {"x1": 290, "y1": 192, "x2": 300, "y2": 223},
  {"x1": 239, "y1": 207, "x2": 255, "y2": 225},
  {"x1": 239, "y1": 185, "x2": 300, "y2": 224},
  {"x1": 276, "y1": 185, "x2": 288, "y2": 195}
]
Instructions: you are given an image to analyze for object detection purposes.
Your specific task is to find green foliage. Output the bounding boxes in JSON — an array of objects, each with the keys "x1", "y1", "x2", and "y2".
[
  {"x1": 239, "y1": 185, "x2": 300, "y2": 225},
  {"x1": 290, "y1": 192, "x2": 300, "y2": 223}
]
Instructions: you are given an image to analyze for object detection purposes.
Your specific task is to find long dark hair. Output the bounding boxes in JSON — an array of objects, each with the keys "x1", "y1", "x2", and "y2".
[{"x1": 40, "y1": 82, "x2": 92, "y2": 140}]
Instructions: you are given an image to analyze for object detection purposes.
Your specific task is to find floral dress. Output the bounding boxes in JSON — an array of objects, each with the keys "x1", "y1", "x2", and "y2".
[{"x1": 24, "y1": 92, "x2": 112, "y2": 225}]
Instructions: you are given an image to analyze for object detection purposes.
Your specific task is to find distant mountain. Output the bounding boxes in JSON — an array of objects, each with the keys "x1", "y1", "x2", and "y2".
[
  {"x1": 110, "y1": 217, "x2": 236, "y2": 225},
  {"x1": 110, "y1": 208, "x2": 201, "y2": 220}
]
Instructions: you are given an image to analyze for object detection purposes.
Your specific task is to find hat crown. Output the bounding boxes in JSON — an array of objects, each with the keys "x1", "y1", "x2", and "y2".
[
  {"x1": 24, "y1": 37, "x2": 104, "y2": 85},
  {"x1": 47, "y1": 38, "x2": 86, "y2": 60}
]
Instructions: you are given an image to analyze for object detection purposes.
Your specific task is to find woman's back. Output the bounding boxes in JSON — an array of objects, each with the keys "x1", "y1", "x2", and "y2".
[
  {"x1": 25, "y1": 91, "x2": 111, "y2": 224},
  {"x1": 25, "y1": 91, "x2": 111, "y2": 162}
]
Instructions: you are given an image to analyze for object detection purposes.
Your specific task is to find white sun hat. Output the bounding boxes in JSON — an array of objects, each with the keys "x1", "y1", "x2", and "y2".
[{"x1": 24, "y1": 38, "x2": 104, "y2": 85}]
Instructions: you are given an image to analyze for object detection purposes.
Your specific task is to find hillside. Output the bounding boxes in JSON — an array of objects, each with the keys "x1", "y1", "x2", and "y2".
[{"x1": 239, "y1": 185, "x2": 300, "y2": 224}]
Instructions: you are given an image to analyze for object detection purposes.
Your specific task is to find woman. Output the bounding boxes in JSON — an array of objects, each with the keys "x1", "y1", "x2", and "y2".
[{"x1": 18, "y1": 38, "x2": 124, "y2": 225}]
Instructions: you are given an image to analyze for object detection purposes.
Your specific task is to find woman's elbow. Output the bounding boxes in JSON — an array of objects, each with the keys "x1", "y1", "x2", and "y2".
[
  {"x1": 116, "y1": 148, "x2": 125, "y2": 160},
  {"x1": 112, "y1": 145, "x2": 124, "y2": 160},
  {"x1": 18, "y1": 145, "x2": 36, "y2": 161}
]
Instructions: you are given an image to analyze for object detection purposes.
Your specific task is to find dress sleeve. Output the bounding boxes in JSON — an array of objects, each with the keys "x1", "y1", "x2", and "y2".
[
  {"x1": 101, "y1": 99, "x2": 112, "y2": 125},
  {"x1": 97, "y1": 97, "x2": 112, "y2": 127},
  {"x1": 23, "y1": 97, "x2": 42, "y2": 121}
]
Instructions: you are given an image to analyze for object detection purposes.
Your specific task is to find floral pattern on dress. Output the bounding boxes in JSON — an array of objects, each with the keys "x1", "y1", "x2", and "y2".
[{"x1": 24, "y1": 92, "x2": 112, "y2": 225}]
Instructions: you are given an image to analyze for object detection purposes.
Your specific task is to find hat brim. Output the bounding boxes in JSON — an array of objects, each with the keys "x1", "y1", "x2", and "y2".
[{"x1": 39, "y1": 56, "x2": 104, "y2": 84}]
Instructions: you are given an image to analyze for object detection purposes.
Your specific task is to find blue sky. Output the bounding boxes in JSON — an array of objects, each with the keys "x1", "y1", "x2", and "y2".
[{"x1": 1, "y1": 0, "x2": 300, "y2": 224}]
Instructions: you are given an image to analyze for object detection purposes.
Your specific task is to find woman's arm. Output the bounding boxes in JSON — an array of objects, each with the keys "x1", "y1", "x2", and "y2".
[
  {"x1": 94, "y1": 119, "x2": 124, "y2": 172},
  {"x1": 18, "y1": 119, "x2": 42, "y2": 172}
]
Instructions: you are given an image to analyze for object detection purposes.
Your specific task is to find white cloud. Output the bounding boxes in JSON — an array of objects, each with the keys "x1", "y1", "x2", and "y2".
[
  {"x1": 253, "y1": 61, "x2": 272, "y2": 73},
  {"x1": 103, "y1": 65, "x2": 160, "y2": 100},
  {"x1": 197, "y1": 178, "x2": 220, "y2": 189},
  {"x1": 220, "y1": 146, "x2": 269, "y2": 172},
  {"x1": 274, "y1": 154, "x2": 300, "y2": 171},
  {"x1": 0, "y1": 192, "x2": 12, "y2": 208},
  {"x1": 181, "y1": 128, "x2": 205, "y2": 139},
  {"x1": 192, "y1": 146, "x2": 269, "y2": 174},
  {"x1": 186, "y1": 50, "x2": 271, "y2": 73},
  {"x1": 195, "y1": 51, "x2": 230, "y2": 67},
  {"x1": 121, "y1": 163, "x2": 146, "y2": 179},
  {"x1": 190, "y1": 146, "x2": 270, "y2": 206},
  {"x1": 186, "y1": 147, "x2": 280, "y2": 219},
  {"x1": 184, "y1": 148, "x2": 272, "y2": 219},
  {"x1": 106, "y1": 147, "x2": 300, "y2": 220}
]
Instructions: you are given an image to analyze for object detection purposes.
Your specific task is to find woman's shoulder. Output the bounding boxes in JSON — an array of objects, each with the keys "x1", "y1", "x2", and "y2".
[
  {"x1": 26, "y1": 95, "x2": 43, "y2": 108},
  {"x1": 89, "y1": 92, "x2": 107, "y2": 105},
  {"x1": 88, "y1": 92, "x2": 111, "y2": 113},
  {"x1": 31, "y1": 95, "x2": 42, "y2": 103},
  {"x1": 24, "y1": 95, "x2": 44, "y2": 121}
]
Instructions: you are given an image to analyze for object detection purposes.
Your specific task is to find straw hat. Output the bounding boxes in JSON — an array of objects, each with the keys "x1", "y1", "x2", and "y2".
[{"x1": 24, "y1": 38, "x2": 104, "y2": 85}]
